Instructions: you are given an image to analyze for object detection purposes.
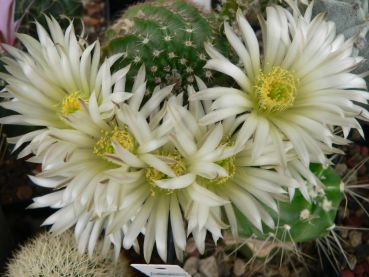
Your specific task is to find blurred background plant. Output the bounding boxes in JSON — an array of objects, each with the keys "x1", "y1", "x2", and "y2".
[
  {"x1": 313, "y1": 0, "x2": 369, "y2": 83},
  {"x1": 214, "y1": 0, "x2": 285, "y2": 25},
  {"x1": 14, "y1": 0, "x2": 83, "y2": 35},
  {"x1": 0, "y1": 0, "x2": 18, "y2": 49}
]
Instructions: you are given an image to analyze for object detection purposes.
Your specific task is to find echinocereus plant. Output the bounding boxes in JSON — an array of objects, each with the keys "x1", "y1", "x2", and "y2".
[{"x1": 0, "y1": 0, "x2": 368, "y2": 273}]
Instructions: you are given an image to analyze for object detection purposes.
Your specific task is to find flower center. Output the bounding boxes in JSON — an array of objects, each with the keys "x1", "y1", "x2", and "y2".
[
  {"x1": 145, "y1": 153, "x2": 186, "y2": 196},
  {"x1": 61, "y1": 93, "x2": 82, "y2": 116},
  {"x1": 254, "y1": 67, "x2": 298, "y2": 113},
  {"x1": 198, "y1": 156, "x2": 236, "y2": 186},
  {"x1": 93, "y1": 126, "x2": 135, "y2": 157}
]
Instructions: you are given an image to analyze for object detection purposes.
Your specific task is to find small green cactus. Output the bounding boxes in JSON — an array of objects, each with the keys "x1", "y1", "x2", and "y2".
[
  {"x1": 237, "y1": 164, "x2": 343, "y2": 242},
  {"x1": 103, "y1": 0, "x2": 229, "y2": 94}
]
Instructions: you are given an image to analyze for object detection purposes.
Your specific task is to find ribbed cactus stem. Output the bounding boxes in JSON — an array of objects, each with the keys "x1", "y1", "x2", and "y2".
[{"x1": 103, "y1": 0, "x2": 228, "y2": 95}]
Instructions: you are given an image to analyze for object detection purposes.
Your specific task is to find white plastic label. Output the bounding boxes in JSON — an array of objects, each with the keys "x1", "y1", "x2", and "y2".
[{"x1": 131, "y1": 264, "x2": 191, "y2": 276}]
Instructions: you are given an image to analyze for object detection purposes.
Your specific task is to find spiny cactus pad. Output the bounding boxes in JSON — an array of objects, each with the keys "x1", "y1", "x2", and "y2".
[
  {"x1": 236, "y1": 164, "x2": 343, "y2": 242},
  {"x1": 103, "y1": 0, "x2": 228, "y2": 94}
]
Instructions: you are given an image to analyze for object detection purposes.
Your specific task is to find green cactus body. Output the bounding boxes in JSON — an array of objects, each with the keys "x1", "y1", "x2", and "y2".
[
  {"x1": 219, "y1": 0, "x2": 246, "y2": 19},
  {"x1": 236, "y1": 164, "x2": 343, "y2": 242},
  {"x1": 103, "y1": 0, "x2": 228, "y2": 94}
]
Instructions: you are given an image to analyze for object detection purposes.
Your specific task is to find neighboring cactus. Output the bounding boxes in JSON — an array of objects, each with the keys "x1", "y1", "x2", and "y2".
[
  {"x1": 217, "y1": 0, "x2": 281, "y2": 23},
  {"x1": 237, "y1": 164, "x2": 343, "y2": 242},
  {"x1": 103, "y1": 0, "x2": 229, "y2": 94},
  {"x1": 313, "y1": 0, "x2": 369, "y2": 81},
  {"x1": 5, "y1": 231, "x2": 132, "y2": 277},
  {"x1": 14, "y1": 0, "x2": 83, "y2": 35}
]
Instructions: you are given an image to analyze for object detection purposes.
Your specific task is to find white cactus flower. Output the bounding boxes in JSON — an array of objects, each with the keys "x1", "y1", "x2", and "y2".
[
  {"x1": 111, "y1": 98, "x2": 236, "y2": 262},
  {"x1": 0, "y1": 17, "x2": 131, "y2": 152},
  {"x1": 27, "y1": 65, "x2": 175, "y2": 262},
  {"x1": 191, "y1": 4, "x2": 369, "y2": 168},
  {"x1": 152, "y1": 86, "x2": 301, "y2": 244}
]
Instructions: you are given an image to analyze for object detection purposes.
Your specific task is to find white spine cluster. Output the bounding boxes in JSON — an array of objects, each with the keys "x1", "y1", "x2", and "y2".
[{"x1": 5, "y1": 231, "x2": 132, "y2": 277}]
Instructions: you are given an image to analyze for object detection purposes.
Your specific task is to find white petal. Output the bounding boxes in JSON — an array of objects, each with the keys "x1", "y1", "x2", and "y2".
[
  {"x1": 237, "y1": 9, "x2": 260, "y2": 74},
  {"x1": 197, "y1": 124, "x2": 223, "y2": 156},
  {"x1": 140, "y1": 84, "x2": 174, "y2": 118},
  {"x1": 154, "y1": 174, "x2": 196, "y2": 190},
  {"x1": 199, "y1": 107, "x2": 246, "y2": 125},
  {"x1": 112, "y1": 141, "x2": 145, "y2": 167},
  {"x1": 88, "y1": 219, "x2": 103, "y2": 256},
  {"x1": 29, "y1": 175, "x2": 69, "y2": 189},
  {"x1": 170, "y1": 194, "x2": 186, "y2": 251},
  {"x1": 235, "y1": 114, "x2": 257, "y2": 150},
  {"x1": 251, "y1": 117, "x2": 270, "y2": 160},
  {"x1": 123, "y1": 197, "x2": 154, "y2": 249},
  {"x1": 143, "y1": 208, "x2": 156, "y2": 262},
  {"x1": 155, "y1": 196, "x2": 170, "y2": 261},
  {"x1": 204, "y1": 59, "x2": 251, "y2": 92},
  {"x1": 224, "y1": 21, "x2": 254, "y2": 79},
  {"x1": 190, "y1": 87, "x2": 243, "y2": 101},
  {"x1": 204, "y1": 42, "x2": 228, "y2": 61},
  {"x1": 228, "y1": 185, "x2": 262, "y2": 231},
  {"x1": 141, "y1": 153, "x2": 176, "y2": 178},
  {"x1": 188, "y1": 183, "x2": 228, "y2": 206}
]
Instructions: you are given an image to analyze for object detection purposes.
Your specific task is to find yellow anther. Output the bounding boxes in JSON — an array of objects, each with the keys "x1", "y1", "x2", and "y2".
[
  {"x1": 145, "y1": 152, "x2": 186, "y2": 195},
  {"x1": 61, "y1": 92, "x2": 81, "y2": 116},
  {"x1": 93, "y1": 126, "x2": 135, "y2": 157}
]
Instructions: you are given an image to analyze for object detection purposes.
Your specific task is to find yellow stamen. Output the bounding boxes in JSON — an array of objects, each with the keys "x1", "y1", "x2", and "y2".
[
  {"x1": 145, "y1": 152, "x2": 186, "y2": 196},
  {"x1": 254, "y1": 67, "x2": 298, "y2": 113},
  {"x1": 93, "y1": 126, "x2": 135, "y2": 157},
  {"x1": 61, "y1": 93, "x2": 82, "y2": 116}
]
